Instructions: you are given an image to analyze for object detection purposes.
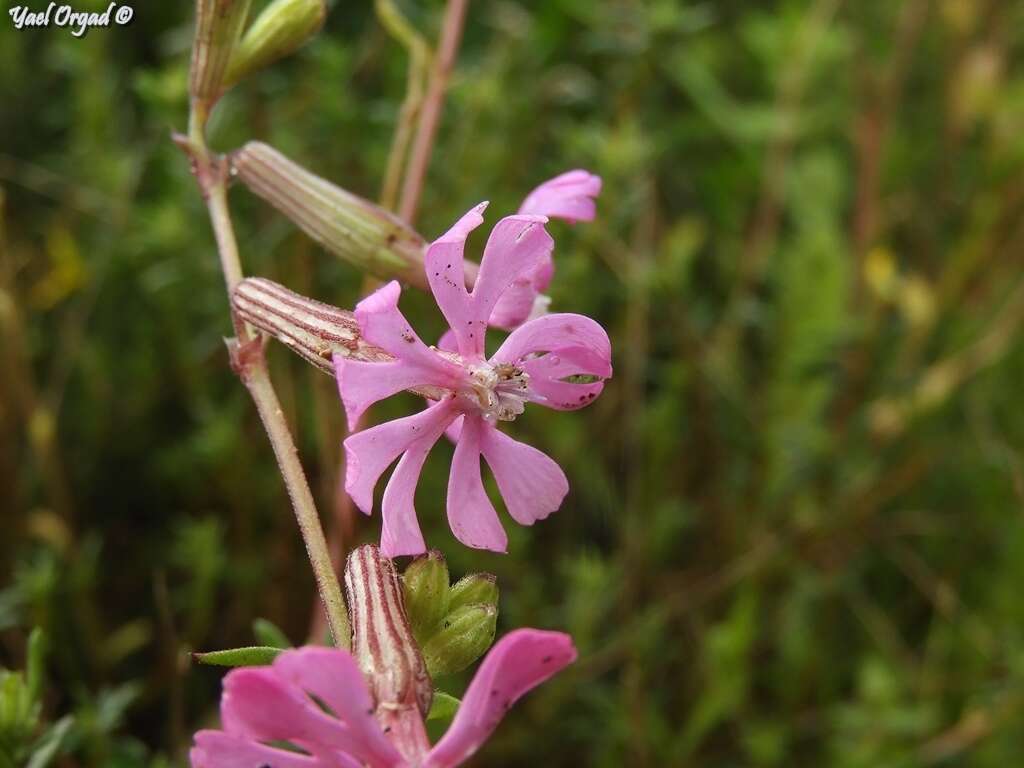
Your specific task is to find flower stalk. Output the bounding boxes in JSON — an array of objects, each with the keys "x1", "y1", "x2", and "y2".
[
  {"x1": 194, "y1": 175, "x2": 352, "y2": 650},
  {"x1": 180, "y1": 0, "x2": 351, "y2": 648},
  {"x1": 229, "y1": 336, "x2": 351, "y2": 649}
]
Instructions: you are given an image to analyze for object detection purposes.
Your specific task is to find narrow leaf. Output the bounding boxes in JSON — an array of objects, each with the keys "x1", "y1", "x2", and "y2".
[{"x1": 192, "y1": 646, "x2": 282, "y2": 667}]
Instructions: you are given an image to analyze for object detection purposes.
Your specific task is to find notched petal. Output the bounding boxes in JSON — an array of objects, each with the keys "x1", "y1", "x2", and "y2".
[{"x1": 518, "y1": 169, "x2": 602, "y2": 224}]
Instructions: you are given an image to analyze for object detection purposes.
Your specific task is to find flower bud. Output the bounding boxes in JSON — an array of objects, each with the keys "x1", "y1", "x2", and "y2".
[
  {"x1": 448, "y1": 572, "x2": 498, "y2": 613},
  {"x1": 402, "y1": 550, "x2": 450, "y2": 643},
  {"x1": 344, "y1": 545, "x2": 432, "y2": 718},
  {"x1": 421, "y1": 603, "x2": 498, "y2": 678},
  {"x1": 189, "y1": 0, "x2": 252, "y2": 114},
  {"x1": 231, "y1": 142, "x2": 428, "y2": 285},
  {"x1": 223, "y1": 0, "x2": 327, "y2": 88}
]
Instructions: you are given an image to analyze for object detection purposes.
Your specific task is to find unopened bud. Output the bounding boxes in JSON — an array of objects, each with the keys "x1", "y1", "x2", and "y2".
[
  {"x1": 189, "y1": 0, "x2": 252, "y2": 114},
  {"x1": 448, "y1": 572, "x2": 498, "y2": 612},
  {"x1": 224, "y1": 0, "x2": 327, "y2": 88},
  {"x1": 344, "y1": 545, "x2": 432, "y2": 718},
  {"x1": 421, "y1": 604, "x2": 498, "y2": 678},
  {"x1": 232, "y1": 142, "x2": 428, "y2": 285},
  {"x1": 403, "y1": 550, "x2": 450, "y2": 643}
]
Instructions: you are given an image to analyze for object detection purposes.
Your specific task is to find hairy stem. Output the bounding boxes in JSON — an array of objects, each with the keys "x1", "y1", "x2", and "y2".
[
  {"x1": 181, "y1": 122, "x2": 352, "y2": 648},
  {"x1": 205, "y1": 179, "x2": 245, "y2": 296},
  {"x1": 233, "y1": 338, "x2": 351, "y2": 647}
]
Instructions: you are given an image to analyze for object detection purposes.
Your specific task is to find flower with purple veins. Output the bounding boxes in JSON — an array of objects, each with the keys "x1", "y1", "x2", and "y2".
[
  {"x1": 333, "y1": 203, "x2": 612, "y2": 556},
  {"x1": 489, "y1": 169, "x2": 602, "y2": 330},
  {"x1": 189, "y1": 629, "x2": 577, "y2": 768}
]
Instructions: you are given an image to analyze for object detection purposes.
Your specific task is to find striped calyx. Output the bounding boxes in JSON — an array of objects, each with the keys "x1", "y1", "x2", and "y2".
[
  {"x1": 189, "y1": 0, "x2": 252, "y2": 114},
  {"x1": 231, "y1": 277, "x2": 450, "y2": 401},
  {"x1": 344, "y1": 545, "x2": 433, "y2": 724}
]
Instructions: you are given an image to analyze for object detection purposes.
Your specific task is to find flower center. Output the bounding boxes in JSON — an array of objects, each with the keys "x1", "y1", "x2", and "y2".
[{"x1": 464, "y1": 361, "x2": 531, "y2": 422}]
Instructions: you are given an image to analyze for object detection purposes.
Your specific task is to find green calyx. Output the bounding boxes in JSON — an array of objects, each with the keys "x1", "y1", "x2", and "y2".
[{"x1": 402, "y1": 553, "x2": 499, "y2": 677}]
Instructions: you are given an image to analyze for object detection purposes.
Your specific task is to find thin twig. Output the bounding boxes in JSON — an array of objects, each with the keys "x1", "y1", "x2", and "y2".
[
  {"x1": 397, "y1": 0, "x2": 469, "y2": 224},
  {"x1": 375, "y1": 0, "x2": 433, "y2": 211}
]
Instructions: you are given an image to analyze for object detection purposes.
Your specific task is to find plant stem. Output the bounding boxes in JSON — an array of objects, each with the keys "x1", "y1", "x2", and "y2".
[
  {"x1": 234, "y1": 339, "x2": 351, "y2": 647},
  {"x1": 182, "y1": 123, "x2": 352, "y2": 649},
  {"x1": 205, "y1": 179, "x2": 244, "y2": 296},
  {"x1": 375, "y1": 0, "x2": 432, "y2": 211},
  {"x1": 397, "y1": 0, "x2": 468, "y2": 224}
]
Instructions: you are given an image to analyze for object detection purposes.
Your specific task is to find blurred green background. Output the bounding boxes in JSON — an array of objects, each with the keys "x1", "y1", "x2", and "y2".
[{"x1": 4, "y1": 0, "x2": 1024, "y2": 765}]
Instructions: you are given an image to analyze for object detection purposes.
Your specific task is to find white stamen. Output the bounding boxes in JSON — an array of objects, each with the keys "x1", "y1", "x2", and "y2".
[{"x1": 463, "y1": 362, "x2": 531, "y2": 422}]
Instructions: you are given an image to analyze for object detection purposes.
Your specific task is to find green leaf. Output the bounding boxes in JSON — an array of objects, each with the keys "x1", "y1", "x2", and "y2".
[
  {"x1": 427, "y1": 691, "x2": 460, "y2": 723},
  {"x1": 192, "y1": 646, "x2": 282, "y2": 667},
  {"x1": 252, "y1": 618, "x2": 292, "y2": 649}
]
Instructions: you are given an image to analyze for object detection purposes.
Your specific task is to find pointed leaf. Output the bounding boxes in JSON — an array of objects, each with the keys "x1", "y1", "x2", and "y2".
[{"x1": 192, "y1": 646, "x2": 282, "y2": 667}]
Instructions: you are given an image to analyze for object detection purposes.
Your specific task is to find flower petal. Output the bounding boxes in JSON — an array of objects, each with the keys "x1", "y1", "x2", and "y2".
[
  {"x1": 219, "y1": 668, "x2": 363, "y2": 756},
  {"x1": 487, "y1": 274, "x2": 548, "y2": 331},
  {"x1": 354, "y1": 281, "x2": 449, "y2": 370},
  {"x1": 380, "y1": 408, "x2": 458, "y2": 557},
  {"x1": 437, "y1": 328, "x2": 459, "y2": 353},
  {"x1": 447, "y1": 415, "x2": 507, "y2": 552},
  {"x1": 335, "y1": 357, "x2": 456, "y2": 432},
  {"x1": 480, "y1": 429, "x2": 568, "y2": 525},
  {"x1": 427, "y1": 206, "x2": 553, "y2": 358},
  {"x1": 344, "y1": 400, "x2": 459, "y2": 515},
  {"x1": 520, "y1": 345, "x2": 607, "y2": 411},
  {"x1": 425, "y1": 204, "x2": 488, "y2": 359},
  {"x1": 273, "y1": 648, "x2": 404, "y2": 768},
  {"x1": 532, "y1": 256, "x2": 555, "y2": 294},
  {"x1": 491, "y1": 312, "x2": 612, "y2": 368},
  {"x1": 191, "y1": 731, "x2": 324, "y2": 768},
  {"x1": 470, "y1": 215, "x2": 553, "y2": 338},
  {"x1": 518, "y1": 170, "x2": 602, "y2": 224},
  {"x1": 337, "y1": 281, "x2": 464, "y2": 427},
  {"x1": 425, "y1": 629, "x2": 577, "y2": 767}
]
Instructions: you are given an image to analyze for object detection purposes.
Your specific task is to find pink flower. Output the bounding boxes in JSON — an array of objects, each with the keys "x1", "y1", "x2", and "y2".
[
  {"x1": 488, "y1": 170, "x2": 602, "y2": 330},
  {"x1": 334, "y1": 203, "x2": 612, "y2": 556},
  {"x1": 189, "y1": 629, "x2": 577, "y2": 768}
]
